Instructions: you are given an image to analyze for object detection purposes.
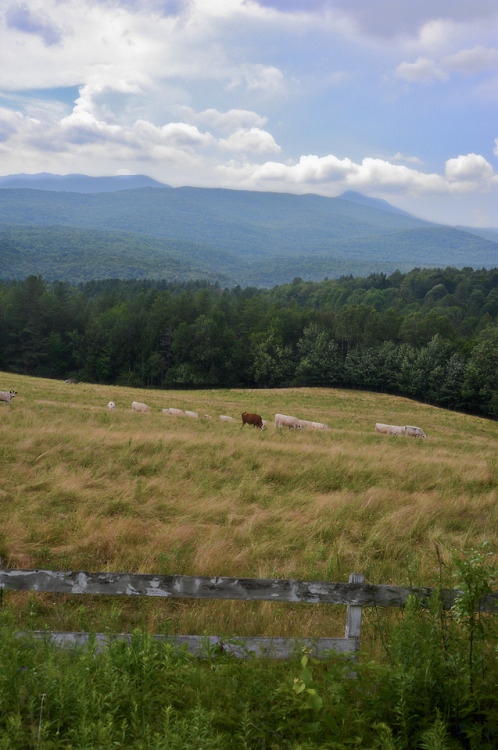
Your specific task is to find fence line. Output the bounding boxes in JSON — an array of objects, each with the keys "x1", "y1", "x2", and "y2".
[
  {"x1": 2, "y1": 568, "x2": 497, "y2": 609},
  {"x1": 1, "y1": 565, "x2": 496, "y2": 659}
]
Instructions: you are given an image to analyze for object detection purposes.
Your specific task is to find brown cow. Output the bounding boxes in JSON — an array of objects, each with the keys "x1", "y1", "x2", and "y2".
[{"x1": 241, "y1": 411, "x2": 265, "y2": 429}]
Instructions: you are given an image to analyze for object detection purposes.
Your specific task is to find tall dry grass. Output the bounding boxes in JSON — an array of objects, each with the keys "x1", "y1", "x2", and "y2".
[{"x1": 1, "y1": 372, "x2": 496, "y2": 640}]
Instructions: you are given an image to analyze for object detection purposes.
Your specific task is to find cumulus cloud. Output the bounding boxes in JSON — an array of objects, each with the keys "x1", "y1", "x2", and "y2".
[
  {"x1": 415, "y1": 19, "x2": 457, "y2": 55},
  {"x1": 134, "y1": 121, "x2": 214, "y2": 149},
  {"x1": 219, "y1": 127, "x2": 280, "y2": 153},
  {"x1": 443, "y1": 45, "x2": 498, "y2": 73},
  {"x1": 216, "y1": 151, "x2": 497, "y2": 198},
  {"x1": 391, "y1": 152, "x2": 424, "y2": 165},
  {"x1": 445, "y1": 153, "x2": 494, "y2": 182},
  {"x1": 177, "y1": 107, "x2": 268, "y2": 134},
  {"x1": 396, "y1": 57, "x2": 448, "y2": 83}
]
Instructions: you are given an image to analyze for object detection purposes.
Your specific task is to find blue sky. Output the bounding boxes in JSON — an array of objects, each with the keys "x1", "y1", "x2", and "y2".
[{"x1": 1, "y1": 0, "x2": 497, "y2": 227}]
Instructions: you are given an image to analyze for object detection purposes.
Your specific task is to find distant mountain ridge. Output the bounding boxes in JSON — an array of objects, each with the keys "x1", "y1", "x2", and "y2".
[
  {"x1": 0, "y1": 173, "x2": 167, "y2": 193},
  {"x1": 0, "y1": 174, "x2": 496, "y2": 286}
]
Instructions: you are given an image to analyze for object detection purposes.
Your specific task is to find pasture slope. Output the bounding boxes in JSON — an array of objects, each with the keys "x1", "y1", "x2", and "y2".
[{"x1": 0, "y1": 371, "x2": 496, "y2": 642}]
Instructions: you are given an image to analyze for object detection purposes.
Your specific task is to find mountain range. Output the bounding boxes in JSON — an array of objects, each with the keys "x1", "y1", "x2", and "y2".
[{"x1": 0, "y1": 173, "x2": 496, "y2": 287}]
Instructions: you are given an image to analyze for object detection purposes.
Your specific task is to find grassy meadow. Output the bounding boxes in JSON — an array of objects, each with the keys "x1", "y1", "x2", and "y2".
[{"x1": 1, "y1": 371, "x2": 496, "y2": 644}]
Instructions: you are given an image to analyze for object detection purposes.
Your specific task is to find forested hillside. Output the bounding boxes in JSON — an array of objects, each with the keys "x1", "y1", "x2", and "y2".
[
  {"x1": 1, "y1": 185, "x2": 497, "y2": 286},
  {"x1": 0, "y1": 267, "x2": 496, "y2": 417}
]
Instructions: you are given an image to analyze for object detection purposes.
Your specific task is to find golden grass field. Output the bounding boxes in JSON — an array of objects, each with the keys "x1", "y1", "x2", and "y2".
[{"x1": 1, "y1": 372, "x2": 496, "y2": 643}]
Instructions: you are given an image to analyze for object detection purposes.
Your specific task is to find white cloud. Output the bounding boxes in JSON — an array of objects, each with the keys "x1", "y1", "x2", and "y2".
[
  {"x1": 0, "y1": 107, "x2": 25, "y2": 142},
  {"x1": 415, "y1": 19, "x2": 457, "y2": 54},
  {"x1": 217, "y1": 151, "x2": 497, "y2": 198},
  {"x1": 391, "y1": 152, "x2": 424, "y2": 165},
  {"x1": 445, "y1": 153, "x2": 494, "y2": 182},
  {"x1": 134, "y1": 121, "x2": 214, "y2": 149},
  {"x1": 443, "y1": 45, "x2": 498, "y2": 73},
  {"x1": 179, "y1": 107, "x2": 268, "y2": 134},
  {"x1": 226, "y1": 64, "x2": 286, "y2": 96},
  {"x1": 219, "y1": 127, "x2": 280, "y2": 153},
  {"x1": 396, "y1": 57, "x2": 448, "y2": 83}
]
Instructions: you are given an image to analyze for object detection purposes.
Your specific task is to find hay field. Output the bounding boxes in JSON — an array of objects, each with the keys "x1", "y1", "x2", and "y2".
[{"x1": 1, "y1": 372, "x2": 496, "y2": 640}]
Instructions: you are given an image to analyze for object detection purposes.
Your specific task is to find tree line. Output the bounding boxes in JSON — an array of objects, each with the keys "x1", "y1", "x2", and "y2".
[{"x1": 0, "y1": 266, "x2": 496, "y2": 417}]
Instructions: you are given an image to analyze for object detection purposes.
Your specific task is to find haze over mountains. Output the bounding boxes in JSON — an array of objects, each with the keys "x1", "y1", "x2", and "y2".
[{"x1": 0, "y1": 174, "x2": 496, "y2": 287}]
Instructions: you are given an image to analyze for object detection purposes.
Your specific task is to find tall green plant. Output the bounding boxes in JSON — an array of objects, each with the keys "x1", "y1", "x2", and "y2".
[{"x1": 363, "y1": 544, "x2": 497, "y2": 748}]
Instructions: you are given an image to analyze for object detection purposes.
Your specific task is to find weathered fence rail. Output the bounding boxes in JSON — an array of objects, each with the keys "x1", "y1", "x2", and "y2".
[{"x1": 1, "y1": 566, "x2": 496, "y2": 659}]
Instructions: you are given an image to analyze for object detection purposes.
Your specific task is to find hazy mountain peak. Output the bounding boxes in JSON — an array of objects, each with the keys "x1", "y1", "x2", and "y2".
[{"x1": 338, "y1": 190, "x2": 417, "y2": 219}]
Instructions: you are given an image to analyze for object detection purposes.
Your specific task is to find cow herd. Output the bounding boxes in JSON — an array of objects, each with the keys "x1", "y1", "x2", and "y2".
[
  {"x1": 122, "y1": 401, "x2": 428, "y2": 437},
  {"x1": 2, "y1": 388, "x2": 427, "y2": 437},
  {"x1": 126, "y1": 402, "x2": 330, "y2": 432}
]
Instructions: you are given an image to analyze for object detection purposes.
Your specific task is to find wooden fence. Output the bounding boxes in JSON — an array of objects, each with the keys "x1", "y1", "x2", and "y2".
[{"x1": 1, "y1": 565, "x2": 497, "y2": 660}]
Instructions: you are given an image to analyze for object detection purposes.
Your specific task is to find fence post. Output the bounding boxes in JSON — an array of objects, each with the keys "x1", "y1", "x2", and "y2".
[{"x1": 345, "y1": 573, "x2": 364, "y2": 647}]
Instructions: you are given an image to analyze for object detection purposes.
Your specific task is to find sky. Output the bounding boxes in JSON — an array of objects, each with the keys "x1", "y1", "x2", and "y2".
[{"x1": 1, "y1": 0, "x2": 498, "y2": 227}]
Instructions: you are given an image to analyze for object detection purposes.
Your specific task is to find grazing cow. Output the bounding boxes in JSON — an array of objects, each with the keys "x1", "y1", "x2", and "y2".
[
  {"x1": 163, "y1": 408, "x2": 184, "y2": 416},
  {"x1": 219, "y1": 415, "x2": 236, "y2": 422},
  {"x1": 204, "y1": 415, "x2": 212, "y2": 420},
  {"x1": 300, "y1": 419, "x2": 331, "y2": 431},
  {"x1": 132, "y1": 401, "x2": 149, "y2": 413},
  {"x1": 375, "y1": 423, "x2": 406, "y2": 436},
  {"x1": 0, "y1": 390, "x2": 16, "y2": 405},
  {"x1": 241, "y1": 411, "x2": 265, "y2": 429},
  {"x1": 107, "y1": 401, "x2": 116, "y2": 411},
  {"x1": 275, "y1": 413, "x2": 303, "y2": 430},
  {"x1": 405, "y1": 425, "x2": 427, "y2": 438},
  {"x1": 311, "y1": 421, "x2": 331, "y2": 431},
  {"x1": 185, "y1": 410, "x2": 199, "y2": 418}
]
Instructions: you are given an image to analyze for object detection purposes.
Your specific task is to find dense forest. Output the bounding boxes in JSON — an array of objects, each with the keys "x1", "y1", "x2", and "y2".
[{"x1": 0, "y1": 266, "x2": 496, "y2": 417}]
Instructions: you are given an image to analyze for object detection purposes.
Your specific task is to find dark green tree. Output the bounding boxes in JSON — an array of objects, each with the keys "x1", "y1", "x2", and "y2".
[{"x1": 295, "y1": 324, "x2": 343, "y2": 386}]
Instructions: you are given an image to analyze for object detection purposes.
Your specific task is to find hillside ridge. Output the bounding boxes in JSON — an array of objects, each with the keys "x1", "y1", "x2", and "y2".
[{"x1": 0, "y1": 177, "x2": 496, "y2": 285}]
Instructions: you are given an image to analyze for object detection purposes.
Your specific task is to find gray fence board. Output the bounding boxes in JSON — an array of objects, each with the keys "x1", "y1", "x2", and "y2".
[
  {"x1": 19, "y1": 631, "x2": 358, "y2": 659},
  {"x1": 1, "y1": 569, "x2": 497, "y2": 611}
]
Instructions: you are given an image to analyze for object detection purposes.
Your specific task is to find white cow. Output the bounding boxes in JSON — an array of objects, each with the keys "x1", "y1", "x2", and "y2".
[
  {"x1": 375, "y1": 423, "x2": 406, "y2": 436},
  {"x1": 132, "y1": 401, "x2": 149, "y2": 413},
  {"x1": 219, "y1": 415, "x2": 236, "y2": 422},
  {"x1": 300, "y1": 419, "x2": 331, "y2": 431},
  {"x1": 405, "y1": 425, "x2": 427, "y2": 438},
  {"x1": 311, "y1": 421, "x2": 331, "y2": 431},
  {"x1": 163, "y1": 408, "x2": 184, "y2": 416},
  {"x1": 185, "y1": 410, "x2": 199, "y2": 418},
  {"x1": 275, "y1": 413, "x2": 303, "y2": 430},
  {"x1": 107, "y1": 401, "x2": 116, "y2": 411},
  {"x1": 0, "y1": 390, "x2": 16, "y2": 405}
]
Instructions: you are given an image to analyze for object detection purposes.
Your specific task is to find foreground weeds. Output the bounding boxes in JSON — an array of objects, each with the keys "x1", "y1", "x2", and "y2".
[{"x1": 1, "y1": 547, "x2": 496, "y2": 749}]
